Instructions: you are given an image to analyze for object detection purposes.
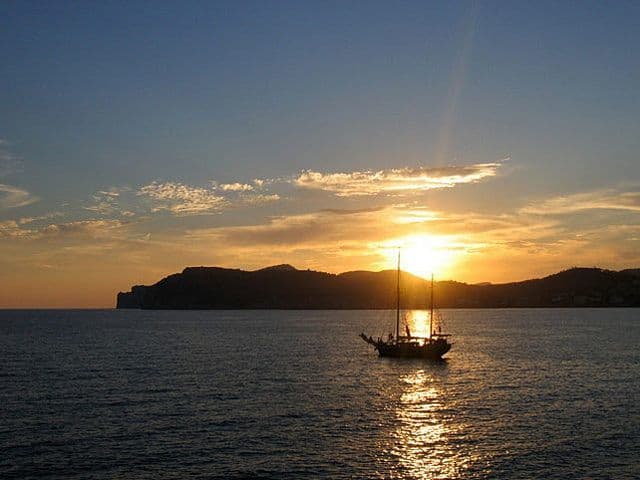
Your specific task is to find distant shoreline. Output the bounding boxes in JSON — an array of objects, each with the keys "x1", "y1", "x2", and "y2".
[{"x1": 116, "y1": 265, "x2": 640, "y2": 310}]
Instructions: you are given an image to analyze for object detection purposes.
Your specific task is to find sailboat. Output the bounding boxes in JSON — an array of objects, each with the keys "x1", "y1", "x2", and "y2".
[{"x1": 360, "y1": 250, "x2": 452, "y2": 359}]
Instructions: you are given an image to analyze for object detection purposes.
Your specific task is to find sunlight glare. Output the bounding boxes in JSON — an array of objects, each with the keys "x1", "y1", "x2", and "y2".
[
  {"x1": 407, "y1": 310, "x2": 432, "y2": 338},
  {"x1": 382, "y1": 234, "x2": 456, "y2": 278}
]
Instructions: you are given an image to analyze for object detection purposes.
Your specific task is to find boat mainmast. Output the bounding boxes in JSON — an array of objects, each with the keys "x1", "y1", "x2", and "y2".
[
  {"x1": 396, "y1": 248, "x2": 400, "y2": 341},
  {"x1": 430, "y1": 273, "x2": 435, "y2": 337}
]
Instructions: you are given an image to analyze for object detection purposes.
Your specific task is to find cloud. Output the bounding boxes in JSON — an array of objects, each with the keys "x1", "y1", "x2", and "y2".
[
  {"x1": 0, "y1": 218, "x2": 128, "y2": 240},
  {"x1": 136, "y1": 180, "x2": 280, "y2": 215},
  {"x1": 18, "y1": 212, "x2": 64, "y2": 225},
  {"x1": 292, "y1": 162, "x2": 502, "y2": 197},
  {"x1": 0, "y1": 220, "x2": 34, "y2": 238},
  {"x1": 84, "y1": 187, "x2": 133, "y2": 216},
  {"x1": 93, "y1": 162, "x2": 501, "y2": 220},
  {"x1": 0, "y1": 183, "x2": 38, "y2": 209},
  {"x1": 185, "y1": 206, "x2": 486, "y2": 255},
  {"x1": 178, "y1": 203, "x2": 583, "y2": 280},
  {"x1": 521, "y1": 187, "x2": 640, "y2": 214},
  {"x1": 4, "y1": 190, "x2": 639, "y2": 302},
  {"x1": 218, "y1": 182, "x2": 254, "y2": 192},
  {"x1": 84, "y1": 201, "x2": 119, "y2": 215},
  {"x1": 0, "y1": 141, "x2": 22, "y2": 177},
  {"x1": 0, "y1": 141, "x2": 37, "y2": 209},
  {"x1": 181, "y1": 208, "x2": 405, "y2": 273},
  {"x1": 98, "y1": 190, "x2": 121, "y2": 198},
  {"x1": 238, "y1": 193, "x2": 280, "y2": 205},
  {"x1": 137, "y1": 181, "x2": 229, "y2": 215},
  {"x1": 41, "y1": 219, "x2": 127, "y2": 238},
  {"x1": 187, "y1": 209, "x2": 386, "y2": 248},
  {"x1": 183, "y1": 201, "x2": 554, "y2": 257}
]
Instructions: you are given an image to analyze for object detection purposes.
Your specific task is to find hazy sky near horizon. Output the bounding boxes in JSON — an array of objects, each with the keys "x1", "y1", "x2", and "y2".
[{"x1": 1, "y1": 1, "x2": 640, "y2": 307}]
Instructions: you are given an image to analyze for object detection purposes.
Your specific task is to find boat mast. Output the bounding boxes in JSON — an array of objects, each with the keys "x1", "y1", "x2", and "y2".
[
  {"x1": 430, "y1": 273, "x2": 434, "y2": 337},
  {"x1": 396, "y1": 248, "x2": 400, "y2": 341}
]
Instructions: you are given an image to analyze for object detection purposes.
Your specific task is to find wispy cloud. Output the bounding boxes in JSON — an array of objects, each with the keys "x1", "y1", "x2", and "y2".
[
  {"x1": 84, "y1": 187, "x2": 133, "y2": 216},
  {"x1": 18, "y1": 212, "x2": 64, "y2": 225},
  {"x1": 218, "y1": 182, "x2": 254, "y2": 192},
  {"x1": 136, "y1": 180, "x2": 280, "y2": 215},
  {"x1": 137, "y1": 181, "x2": 229, "y2": 215},
  {"x1": 179, "y1": 203, "x2": 597, "y2": 280},
  {"x1": 0, "y1": 218, "x2": 128, "y2": 240},
  {"x1": 184, "y1": 206, "x2": 484, "y2": 262},
  {"x1": 0, "y1": 140, "x2": 22, "y2": 177},
  {"x1": 0, "y1": 140, "x2": 37, "y2": 209},
  {"x1": 85, "y1": 162, "x2": 500, "y2": 220},
  {"x1": 41, "y1": 219, "x2": 127, "y2": 238},
  {"x1": 237, "y1": 193, "x2": 280, "y2": 205},
  {"x1": 0, "y1": 183, "x2": 38, "y2": 209},
  {"x1": 292, "y1": 162, "x2": 503, "y2": 197},
  {"x1": 521, "y1": 187, "x2": 640, "y2": 214},
  {"x1": 181, "y1": 208, "x2": 406, "y2": 272}
]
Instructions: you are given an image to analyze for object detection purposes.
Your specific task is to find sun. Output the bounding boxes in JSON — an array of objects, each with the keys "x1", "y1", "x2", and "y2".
[{"x1": 381, "y1": 234, "x2": 456, "y2": 279}]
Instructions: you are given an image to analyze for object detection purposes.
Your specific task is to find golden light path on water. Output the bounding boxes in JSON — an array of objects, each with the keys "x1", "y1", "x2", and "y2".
[
  {"x1": 371, "y1": 308, "x2": 478, "y2": 478},
  {"x1": 388, "y1": 368, "x2": 473, "y2": 479}
]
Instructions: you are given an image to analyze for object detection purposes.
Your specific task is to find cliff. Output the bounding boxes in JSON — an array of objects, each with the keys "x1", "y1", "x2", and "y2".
[{"x1": 116, "y1": 266, "x2": 640, "y2": 309}]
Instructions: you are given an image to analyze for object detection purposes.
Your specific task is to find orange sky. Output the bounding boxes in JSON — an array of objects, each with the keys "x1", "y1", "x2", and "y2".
[
  {"x1": 2, "y1": 178, "x2": 639, "y2": 307},
  {"x1": 2, "y1": 3, "x2": 640, "y2": 307}
]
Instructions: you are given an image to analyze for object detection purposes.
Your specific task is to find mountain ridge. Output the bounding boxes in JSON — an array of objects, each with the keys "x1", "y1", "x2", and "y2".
[{"x1": 117, "y1": 265, "x2": 640, "y2": 309}]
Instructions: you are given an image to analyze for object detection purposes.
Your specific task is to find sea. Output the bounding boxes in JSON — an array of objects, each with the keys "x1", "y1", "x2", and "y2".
[{"x1": 1, "y1": 308, "x2": 639, "y2": 479}]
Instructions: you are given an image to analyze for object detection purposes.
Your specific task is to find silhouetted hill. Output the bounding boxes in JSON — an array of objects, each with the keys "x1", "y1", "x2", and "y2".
[
  {"x1": 620, "y1": 268, "x2": 640, "y2": 277},
  {"x1": 117, "y1": 266, "x2": 640, "y2": 309}
]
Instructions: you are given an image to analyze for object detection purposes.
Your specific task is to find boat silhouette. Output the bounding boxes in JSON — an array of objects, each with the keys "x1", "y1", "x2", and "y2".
[{"x1": 360, "y1": 250, "x2": 452, "y2": 359}]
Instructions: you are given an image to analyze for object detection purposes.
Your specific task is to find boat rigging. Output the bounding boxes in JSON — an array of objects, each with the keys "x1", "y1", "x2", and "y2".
[{"x1": 360, "y1": 249, "x2": 452, "y2": 359}]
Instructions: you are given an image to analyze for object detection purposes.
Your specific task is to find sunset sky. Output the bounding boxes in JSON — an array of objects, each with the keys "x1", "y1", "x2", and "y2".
[{"x1": 2, "y1": 1, "x2": 640, "y2": 307}]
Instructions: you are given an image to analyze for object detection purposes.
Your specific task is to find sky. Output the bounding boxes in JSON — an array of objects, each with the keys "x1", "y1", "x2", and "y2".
[{"x1": 1, "y1": 0, "x2": 640, "y2": 307}]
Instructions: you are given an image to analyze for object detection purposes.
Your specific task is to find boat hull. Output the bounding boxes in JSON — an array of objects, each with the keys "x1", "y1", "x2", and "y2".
[{"x1": 376, "y1": 339, "x2": 451, "y2": 360}]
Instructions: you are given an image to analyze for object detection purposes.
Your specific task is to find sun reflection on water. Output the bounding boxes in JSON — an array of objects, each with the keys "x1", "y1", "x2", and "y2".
[{"x1": 387, "y1": 367, "x2": 468, "y2": 479}]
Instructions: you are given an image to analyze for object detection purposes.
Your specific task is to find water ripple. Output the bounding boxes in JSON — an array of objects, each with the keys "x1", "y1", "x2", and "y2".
[{"x1": 1, "y1": 309, "x2": 639, "y2": 479}]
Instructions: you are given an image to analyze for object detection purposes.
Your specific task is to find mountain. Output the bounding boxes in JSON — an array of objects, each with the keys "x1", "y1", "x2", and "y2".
[{"x1": 116, "y1": 266, "x2": 640, "y2": 309}]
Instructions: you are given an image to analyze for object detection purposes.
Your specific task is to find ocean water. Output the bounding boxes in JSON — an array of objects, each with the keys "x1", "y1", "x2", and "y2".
[{"x1": 1, "y1": 309, "x2": 639, "y2": 479}]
